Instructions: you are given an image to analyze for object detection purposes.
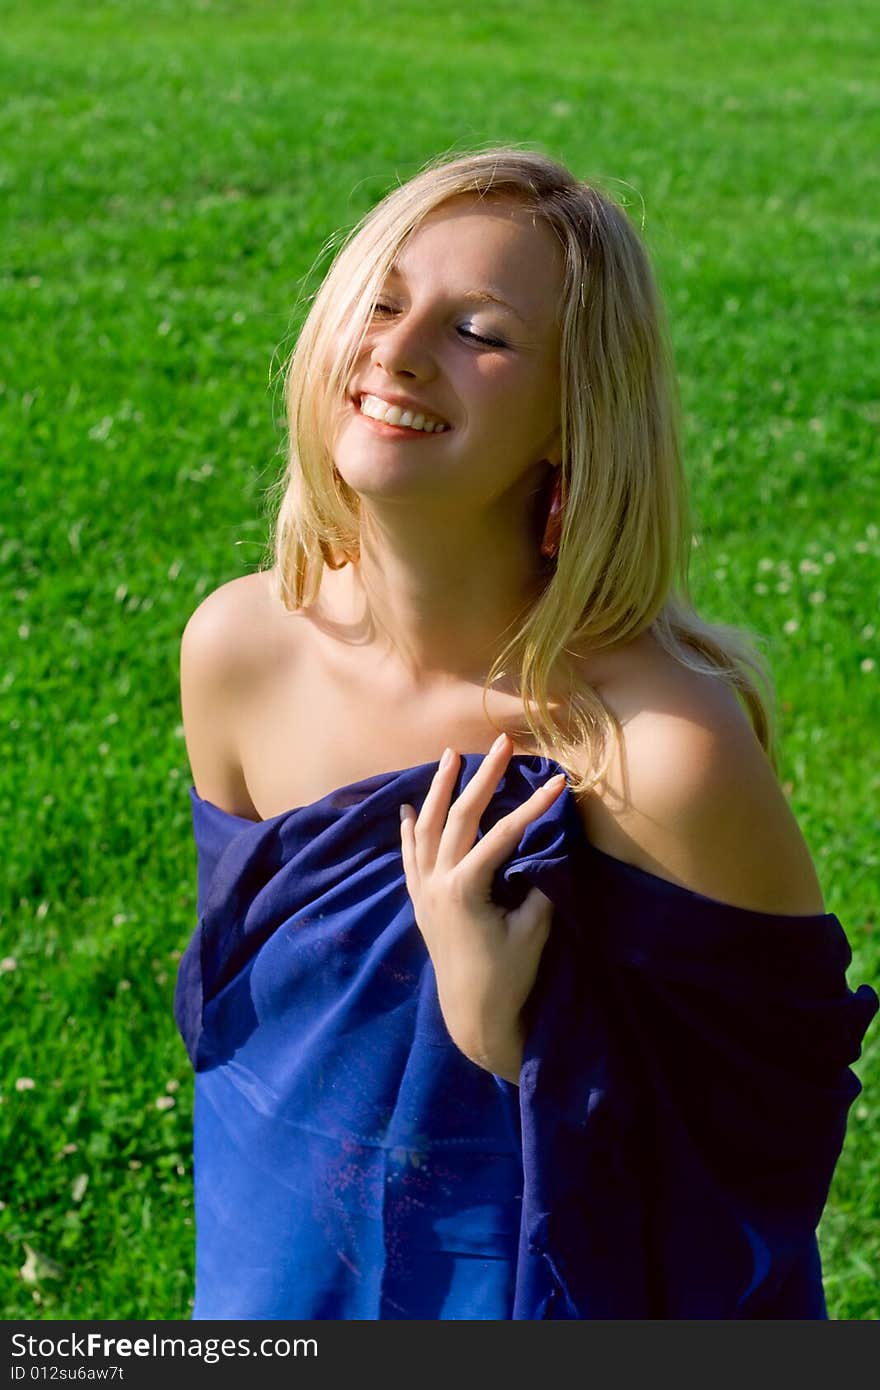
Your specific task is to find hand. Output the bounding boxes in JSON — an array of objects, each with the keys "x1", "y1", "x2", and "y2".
[{"x1": 399, "y1": 732, "x2": 568, "y2": 1074}]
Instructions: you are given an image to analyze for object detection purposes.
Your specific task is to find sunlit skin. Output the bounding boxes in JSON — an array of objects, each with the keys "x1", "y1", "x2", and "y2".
[
  {"x1": 329, "y1": 195, "x2": 572, "y2": 1083},
  {"x1": 331, "y1": 192, "x2": 565, "y2": 689}
]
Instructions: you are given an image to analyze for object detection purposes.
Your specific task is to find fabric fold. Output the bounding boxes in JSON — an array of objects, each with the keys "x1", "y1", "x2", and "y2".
[
  {"x1": 501, "y1": 816, "x2": 877, "y2": 1318},
  {"x1": 174, "y1": 753, "x2": 877, "y2": 1319}
]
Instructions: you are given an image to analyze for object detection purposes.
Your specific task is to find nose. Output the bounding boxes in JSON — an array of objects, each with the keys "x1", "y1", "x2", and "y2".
[{"x1": 369, "y1": 308, "x2": 435, "y2": 381}]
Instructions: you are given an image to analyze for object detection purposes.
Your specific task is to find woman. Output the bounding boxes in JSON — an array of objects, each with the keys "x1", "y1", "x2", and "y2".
[{"x1": 175, "y1": 146, "x2": 876, "y2": 1319}]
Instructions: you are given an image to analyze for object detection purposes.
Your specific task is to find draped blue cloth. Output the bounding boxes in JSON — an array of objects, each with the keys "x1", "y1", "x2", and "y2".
[{"x1": 174, "y1": 753, "x2": 877, "y2": 1320}]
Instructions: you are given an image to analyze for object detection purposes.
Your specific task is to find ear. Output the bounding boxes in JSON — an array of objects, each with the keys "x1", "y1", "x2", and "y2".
[{"x1": 541, "y1": 426, "x2": 562, "y2": 469}]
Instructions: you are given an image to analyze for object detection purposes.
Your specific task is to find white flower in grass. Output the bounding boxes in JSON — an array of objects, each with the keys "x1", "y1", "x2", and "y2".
[
  {"x1": 20, "y1": 1243, "x2": 63, "y2": 1285},
  {"x1": 155, "y1": 1095, "x2": 175, "y2": 1111},
  {"x1": 0, "y1": 957, "x2": 16, "y2": 972},
  {"x1": 861, "y1": 658, "x2": 876, "y2": 673},
  {"x1": 783, "y1": 619, "x2": 799, "y2": 634},
  {"x1": 15, "y1": 1077, "x2": 35, "y2": 1092}
]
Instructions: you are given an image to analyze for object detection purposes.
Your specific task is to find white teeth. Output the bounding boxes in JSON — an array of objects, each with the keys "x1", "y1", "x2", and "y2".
[{"x1": 359, "y1": 393, "x2": 447, "y2": 432}]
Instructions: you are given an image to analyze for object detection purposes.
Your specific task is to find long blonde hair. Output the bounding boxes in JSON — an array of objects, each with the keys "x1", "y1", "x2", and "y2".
[{"x1": 262, "y1": 145, "x2": 778, "y2": 795}]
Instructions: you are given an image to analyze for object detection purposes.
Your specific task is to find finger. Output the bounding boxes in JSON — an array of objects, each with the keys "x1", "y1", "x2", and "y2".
[
  {"x1": 399, "y1": 803, "x2": 421, "y2": 894},
  {"x1": 408, "y1": 747, "x2": 461, "y2": 870},
  {"x1": 505, "y1": 885, "x2": 556, "y2": 943},
  {"x1": 433, "y1": 733, "x2": 517, "y2": 870},
  {"x1": 449, "y1": 772, "x2": 568, "y2": 891}
]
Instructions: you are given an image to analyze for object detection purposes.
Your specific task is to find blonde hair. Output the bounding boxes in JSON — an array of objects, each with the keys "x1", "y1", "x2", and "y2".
[{"x1": 262, "y1": 144, "x2": 778, "y2": 796}]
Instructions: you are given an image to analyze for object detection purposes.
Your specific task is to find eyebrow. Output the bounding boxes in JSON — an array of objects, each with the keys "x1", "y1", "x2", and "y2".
[{"x1": 384, "y1": 264, "x2": 534, "y2": 327}]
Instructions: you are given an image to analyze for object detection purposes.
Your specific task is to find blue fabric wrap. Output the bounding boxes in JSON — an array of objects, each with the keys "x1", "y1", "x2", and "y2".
[{"x1": 173, "y1": 753, "x2": 877, "y2": 1320}]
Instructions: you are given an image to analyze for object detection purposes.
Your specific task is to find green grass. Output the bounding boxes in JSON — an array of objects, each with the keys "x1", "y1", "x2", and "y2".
[{"x1": 1, "y1": 0, "x2": 877, "y2": 1320}]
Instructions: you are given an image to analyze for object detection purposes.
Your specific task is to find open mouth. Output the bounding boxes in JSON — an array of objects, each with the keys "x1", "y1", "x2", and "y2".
[{"x1": 355, "y1": 393, "x2": 451, "y2": 434}]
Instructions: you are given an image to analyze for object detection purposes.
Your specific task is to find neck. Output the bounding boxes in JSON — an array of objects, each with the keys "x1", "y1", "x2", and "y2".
[{"x1": 343, "y1": 492, "x2": 550, "y2": 694}]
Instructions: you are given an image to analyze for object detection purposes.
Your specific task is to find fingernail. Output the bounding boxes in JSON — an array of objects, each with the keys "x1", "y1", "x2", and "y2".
[
  {"x1": 547, "y1": 773, "x2": 567, "y2": 789},
  {"x1": 440, "y1": 747, "x2": 454, "y2": 770},
  {"x1": 491, "y1": 732, "x2": 508, "y2": 754}
]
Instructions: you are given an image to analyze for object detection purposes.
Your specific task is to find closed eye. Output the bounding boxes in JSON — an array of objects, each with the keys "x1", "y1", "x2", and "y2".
[
  {"x1": 371, "y1": 303, "x2": 506, "y2": 350},
  {"x1": 458, "y1": 326, "x2": 507, "y2": 348}
]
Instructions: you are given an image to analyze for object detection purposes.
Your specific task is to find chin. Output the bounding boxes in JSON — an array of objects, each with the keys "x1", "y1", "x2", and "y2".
[
  {"x1": 331, "y1": 451, "x2": 422, "y2": 501},
  {"x1": 333, "y1": 427, "x2": 431, "y2": 488}
]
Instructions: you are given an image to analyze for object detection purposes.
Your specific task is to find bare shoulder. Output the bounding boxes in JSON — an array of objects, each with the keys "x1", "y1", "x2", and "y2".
[
  {"x1": 577, "y1": 632, "x2": 826, "y2": 916},
  {"x1": 179, "y1": 569, "x2": 280, "y2": 818},
  {"x1": 181, "y1": 569, "x2": 277, "y2": 670}
]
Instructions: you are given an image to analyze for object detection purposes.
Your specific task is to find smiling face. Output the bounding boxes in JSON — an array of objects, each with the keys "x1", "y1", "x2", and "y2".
[{"x1": 331, "y1": 194, "x2": 565, "y2": 514}]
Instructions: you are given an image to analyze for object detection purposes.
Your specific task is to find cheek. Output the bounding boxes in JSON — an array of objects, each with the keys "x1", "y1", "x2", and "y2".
[
  {"x1": 469, "y1": 359, "x2": 534, "y2": 419},
  {"x1": 470, "y1": 361, "x2": 556, "y2": 439},
  {"x1": 474, "y1": 355, "x2": 513, "y2": 391},
  {"x1": 331, "y1": 398, "x2": 361, "y2": 451}
]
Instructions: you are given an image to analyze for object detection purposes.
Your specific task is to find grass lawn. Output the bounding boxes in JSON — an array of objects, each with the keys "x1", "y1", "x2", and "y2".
[{"x1": 1, "y1": 0, "x2": 877, "y2": 1320}]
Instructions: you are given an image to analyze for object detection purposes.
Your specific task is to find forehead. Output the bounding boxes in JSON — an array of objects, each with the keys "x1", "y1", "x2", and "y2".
[{"x1": 387, "y1": 196, "x2": 563, "y2": 331}]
